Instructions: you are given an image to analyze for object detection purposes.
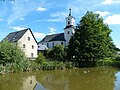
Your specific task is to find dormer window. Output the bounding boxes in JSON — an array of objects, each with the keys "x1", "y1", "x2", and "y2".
[{"x1": 28, "y1": 37, "x2": 30, "y2": 41}]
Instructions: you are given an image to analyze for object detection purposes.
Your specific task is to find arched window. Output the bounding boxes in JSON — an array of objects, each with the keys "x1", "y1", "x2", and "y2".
[{"x1": 68, "y1": 21, "x2": 70, "y2": 25}]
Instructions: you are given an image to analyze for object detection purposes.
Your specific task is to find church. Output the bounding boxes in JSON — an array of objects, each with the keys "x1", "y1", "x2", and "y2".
[{"x1": 38, "y1": 9, "x2": 75, "y2": 51}]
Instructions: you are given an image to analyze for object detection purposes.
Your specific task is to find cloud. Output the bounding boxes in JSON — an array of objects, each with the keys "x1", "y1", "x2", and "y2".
[
  {"x1": 33, "y1": 32, "x2": 46, "y2": 40},
  {"x1": 37, "y1": 7, "x2": 46, "y2": 11},
  {"x1": 19, "y1": 17, "x2": 25, "y2": 20},
  {"x1": 49, "y1": 12, "x2": 68, "y2": 22},
  {"x1": 9, "y1": 26, "x2": 26, "y2": 31},
  {"x1": 0, "y1": 18, "x2": 4, "y2": 21},
  {"x1": 95, "y1": 11, "x2": 110, "y2": 17},
  {"x1": 101, "y1": 0, "x2": 114, "y2": 5},
  {"x1": 48, "y1": 27, "x2": 56, "y2": 35},
  {"x1": 101, "y1": 0, "x2": 120, "y2": 5},
  {"x1": 47, "y1": 19, "x2": 63, "y2": 22},
  {"x1": 104, "y1": 14, "x2": 120, "y2": 25},
  {"x1": 7, "y1": 0, "x2": 46, "y2": 24}
]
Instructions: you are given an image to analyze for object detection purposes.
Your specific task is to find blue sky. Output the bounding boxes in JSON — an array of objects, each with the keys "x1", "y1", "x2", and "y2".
[{"x1": 0, "y1": 0, "x2": 120, "y2": 48}]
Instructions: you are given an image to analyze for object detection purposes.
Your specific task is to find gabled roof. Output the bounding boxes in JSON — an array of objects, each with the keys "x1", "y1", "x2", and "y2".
[
  {"x1": 4, "y1": 28, "x2": 37, "y2": 43},
  {"x1": 39, "y1": 33, "x2": 66, "y2": 43}
]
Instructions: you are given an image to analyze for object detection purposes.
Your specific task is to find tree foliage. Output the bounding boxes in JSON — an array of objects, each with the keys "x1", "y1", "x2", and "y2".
[
  {"x1": 36, "y1": 53, "x2": 46, "y2": 64},
  {"x1": 47, "y1": 45, "x2": 65, "y2": 61},
  {"x1": 68, "y1": 11, "x2": 116, "y2": 60},
  {"x1": 0, "y1": 40, "x2": 26, "y2": 65}
]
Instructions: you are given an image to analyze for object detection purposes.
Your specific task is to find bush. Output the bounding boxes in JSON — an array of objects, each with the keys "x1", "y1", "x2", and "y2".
[
  {"x1": 36, "y1": 53, "x2": 46, "y2": 65},
  {"x1": 0, "y1": 40, "x2": 26, "y2": 65},
  {"x1": 0, "y1": 40, "x2": 28, "y2": 73},
  {"x1": 47, "y1": 45, "x2": 65, "y2": 61}
]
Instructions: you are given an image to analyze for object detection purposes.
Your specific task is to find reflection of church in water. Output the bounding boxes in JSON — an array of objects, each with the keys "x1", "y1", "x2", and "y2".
[
  {"x1": 42, "y1": 74, "x2": 69, "y2": 90},
  {"x1": 22, "y1": 74, "x2": 68, "y2": 90}
]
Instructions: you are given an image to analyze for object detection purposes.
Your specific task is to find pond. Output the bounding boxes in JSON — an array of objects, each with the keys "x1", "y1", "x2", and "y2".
[{"x1": 0, "y1": 66, "x2": 120, "y2": 90}]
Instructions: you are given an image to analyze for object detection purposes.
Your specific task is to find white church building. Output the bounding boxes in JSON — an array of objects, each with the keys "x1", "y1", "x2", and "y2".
[{"x1": 38, "y1": 9, "x2": 75, "y2": 50}]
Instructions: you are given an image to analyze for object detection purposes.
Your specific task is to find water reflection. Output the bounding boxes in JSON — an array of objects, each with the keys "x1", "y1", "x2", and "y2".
[
  {"x1": 114, "y1": 72, "x2": 120, "y2": 90},
  {"x1": 0, "y1": 67, "x2": 119, "y2": 90}
]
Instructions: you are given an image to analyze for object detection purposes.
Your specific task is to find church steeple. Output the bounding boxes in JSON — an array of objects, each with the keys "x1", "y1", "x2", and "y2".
[
  {"x1": 65, "y1": 9, "x2": 75, "y2": 27},
  {"x1": 64, "y1": 9, "x2": 75, "y2": 46},
  {"x1": 69, "y1": 9, "x2": 71, "y2": 16}
]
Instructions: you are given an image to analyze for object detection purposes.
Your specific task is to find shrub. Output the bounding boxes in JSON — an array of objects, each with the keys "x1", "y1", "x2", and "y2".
[
  {"x1": 0, "y1": 40, "x2": 26, "y2": 65},
  {"x1": 36, "y1": 53, "x2": 46, "y2": 65}
]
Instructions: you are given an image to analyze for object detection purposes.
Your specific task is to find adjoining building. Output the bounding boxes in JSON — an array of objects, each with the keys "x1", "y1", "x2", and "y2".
[
  {"x1": 38, "y1": 9, "x2": 75, "y2": 50},
  {"x1": 4, "y1": 28, "x2": 38, "y2": 59}
]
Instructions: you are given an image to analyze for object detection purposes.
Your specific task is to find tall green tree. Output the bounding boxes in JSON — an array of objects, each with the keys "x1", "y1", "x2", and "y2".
[{"x1": 68, "y1": 11, "x2": 116, "y2": 60}]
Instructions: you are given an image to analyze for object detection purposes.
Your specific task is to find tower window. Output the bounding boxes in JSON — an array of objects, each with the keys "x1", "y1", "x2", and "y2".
[
  {"x1": 28, "y1": 37, "x2": 30, "y2": 41},
  {"x1": 68, "y1": 21, "x2": 70, "y2": 25},
  {"x1": 68, "y1": 31, "x2": 69, "y2": 34}
]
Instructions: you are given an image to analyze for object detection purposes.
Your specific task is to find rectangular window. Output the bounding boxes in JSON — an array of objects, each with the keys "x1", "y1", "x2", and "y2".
[
  {"x1": 23, "y1": 44, "x2": 25, "y2": 48},
  {"x1": 53, "y1": 43, "x2": 54, "y2": 47},
  {"x1": 47, "y1": 43, "x2": 49, "y2": 48},
  {"x1": 32, "y1": 45, "x2": 34, "y2": 49},
  {"x1": 28, "y1": 37, "x2": 30, "y2": 41},
  {"x1": 31, "y1": 53, "x2": 33, "y2": 57}
]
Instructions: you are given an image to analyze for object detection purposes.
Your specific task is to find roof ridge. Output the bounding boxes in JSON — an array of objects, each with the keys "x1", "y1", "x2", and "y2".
[
  {"x1": 9, "y1": 28, "x2": 29, "y2": 34},
  {"x1": 46, "y1": 33, "x2": 63, "y2": 36}
]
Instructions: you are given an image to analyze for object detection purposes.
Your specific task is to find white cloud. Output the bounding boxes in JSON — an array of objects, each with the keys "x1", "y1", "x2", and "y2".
[
  {"x1": 7, "y1": 0, "x2": 46, "y2": 24},
  {"x1": 104, "y1": 14, "x2": 120, "y2": 25},
  {"x1": 49, "y1": 12, "x2": 68, "y2": 22},
  {"x1": 19, "y1": 17, "x2": 25, "y2": 20},
  {"x1": 48, "y1": 27, "x2": 56, "y2": 35},
  {"x1": 95, "y1": 11, "x2": 110, "y2": 17},
  {"x1": 9, "y1": 26, "x2": 26, "y2": 31},
  {"x1": 101, "y1": 0, "x2": 114, "y2": 5},
  {"x1": 33, "y1": 32, "x2": 46, "y2": 40},
  {"x1": 47, "y1": 19, "x2": 63, "y2": 22},
  {"x1": 37, "y1": 7, "x2": 46, "y2": 11},
  {"x1": 101, "y1": 0, "x2": 120, "y2": 5},
  {"x1": 0, "y1": 18, "x2": 4, "y2": 21}
]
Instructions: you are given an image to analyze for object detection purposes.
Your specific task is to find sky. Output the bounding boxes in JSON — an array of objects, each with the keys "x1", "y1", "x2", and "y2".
[{"x1": 0, "y1": 0, "x2": 120, "y2": 48}]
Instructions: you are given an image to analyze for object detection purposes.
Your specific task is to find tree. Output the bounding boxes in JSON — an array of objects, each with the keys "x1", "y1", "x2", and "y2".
[
  {"x1": 48, "y1": 45, "x2": 65, "y2": 61},
  {"x1": 0, "y1": 40, "x2": 26, "y2": 65},
  {"x1": 68, "y1": 11, "x2": 116, "y2": 61}
]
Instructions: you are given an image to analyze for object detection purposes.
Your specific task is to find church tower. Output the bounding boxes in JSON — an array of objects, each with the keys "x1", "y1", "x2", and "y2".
[{"x1": 64, "y1": 9, "x2": 75, "y2": 45}]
